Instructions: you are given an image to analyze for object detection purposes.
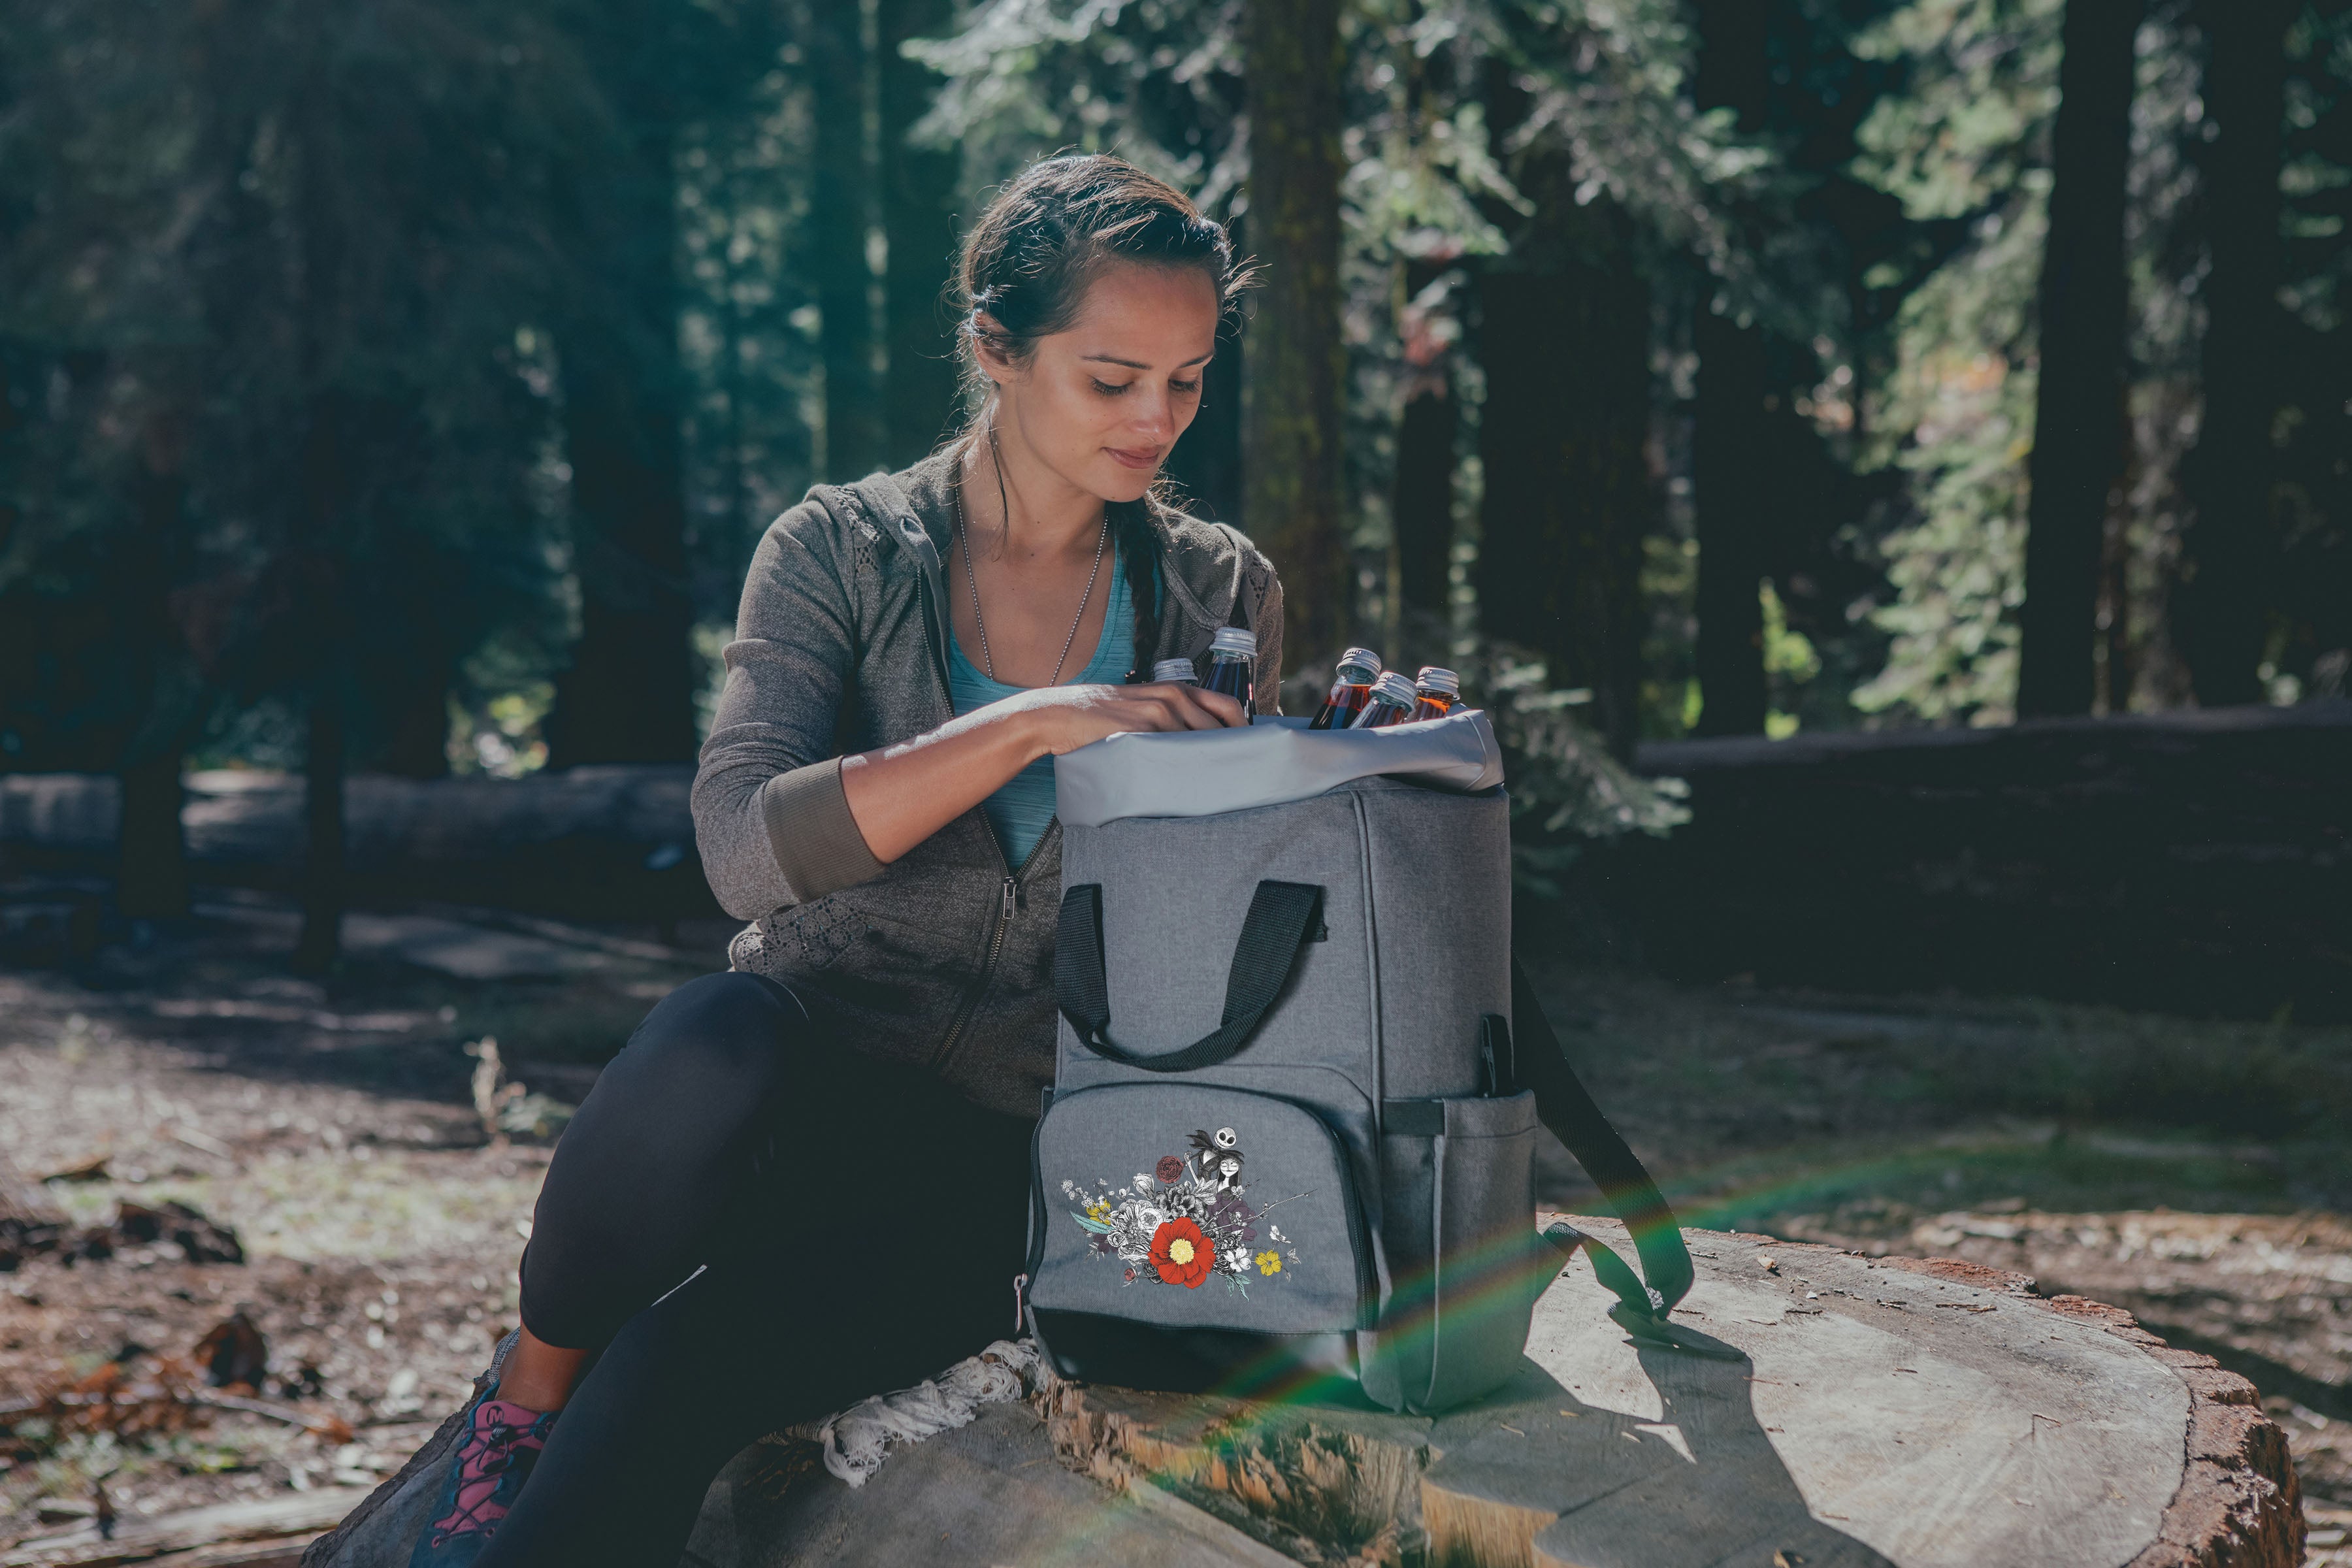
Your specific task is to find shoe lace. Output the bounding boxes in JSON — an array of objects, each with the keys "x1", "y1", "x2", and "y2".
[{"x1": 427, "y1": 1409, "x2": 545, "y2": 1544}]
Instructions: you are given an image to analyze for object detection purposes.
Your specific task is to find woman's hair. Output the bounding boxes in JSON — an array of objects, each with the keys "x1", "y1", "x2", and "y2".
[{"x1": 948, "y1": 153, "x2": 1254, "y2": 676}]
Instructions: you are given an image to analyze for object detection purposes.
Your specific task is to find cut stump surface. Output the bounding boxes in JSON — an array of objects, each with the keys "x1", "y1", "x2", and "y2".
[{"x1": 1039, "y1": 1221, "x2": 2304, "y2": 1567}]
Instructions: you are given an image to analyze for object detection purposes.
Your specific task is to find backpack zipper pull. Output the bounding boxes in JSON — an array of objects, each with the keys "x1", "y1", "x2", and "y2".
[
  {"x1": 1012, "y1": 1272, "x2": 1028, "y2": 1335},
  {"x1": 1002, "y1": 876, "x2": 1017, "y2": 923}
]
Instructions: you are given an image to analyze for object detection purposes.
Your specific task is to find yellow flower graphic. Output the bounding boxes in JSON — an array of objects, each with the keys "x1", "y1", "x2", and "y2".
[
  {"x1": 1255, "y1": 1250, "x2": 1282, "y2": 1276},
  {"x1": 1085, "y1": 1201, "x2": 1113, "y2": 1224}
]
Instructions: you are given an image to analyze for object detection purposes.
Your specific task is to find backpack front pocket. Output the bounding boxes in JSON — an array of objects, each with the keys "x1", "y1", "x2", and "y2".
[{"x1": 1026, "y1": 1083, "x2": 1371, "y2": 1396}]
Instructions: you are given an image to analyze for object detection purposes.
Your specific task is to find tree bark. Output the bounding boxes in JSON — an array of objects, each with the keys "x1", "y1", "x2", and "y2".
[
  {"x1": 292, "y1": 669, "x2": 346, "y2": 975},
  {"x1": 1242, "y1": 0, "x2": 1349, "y2": 675},
  {"x1": 545, "y1": 3, "x2": 699, "y2": 768},
  {"x1": 2016, "y1": 0, "x2": 2144, "y2": 719},
  {"x1": 1688, "y1": 0, "x2": 1773, "y2": 736},
  {"x1": 2177, "y1": 0, "x2": 2294, "y2": 707},
  {"x1": 879, "y1": 0, "x2": 963, "y2": 468},
  {"x1": 1691, "y1": 310, "x2": 1771, "y2": 736},
  {"x1": 1164, "y1": 291, "x2": 1245, "y2": 524},
  {"x1": 116, "y1": 408, "x2": 195, "y2": 921},
  {"x1": 1475, "y1": 169, "x2": 1656, "y2": 760},
  {"x1": 807, "y1": 0, "x2": 886, "y2": 481},
  {"x1": 293, "y1": 58, "x2": 347, "y2": 975},
  {"x1": 1392, "y1": 259, "x2": 1459, "y2": 620},
  {"x1": 376, "y1": 653, "x2": 453, "y2": 778}
]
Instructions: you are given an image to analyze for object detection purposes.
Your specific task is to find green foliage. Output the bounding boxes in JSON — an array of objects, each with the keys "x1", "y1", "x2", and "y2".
[
  {"x1": 1849, "y1": 0, "x2": 2059, "y2": 725},
  {"x1": 1450, "y1": 634, "x2": 1691, "y2": 895}
]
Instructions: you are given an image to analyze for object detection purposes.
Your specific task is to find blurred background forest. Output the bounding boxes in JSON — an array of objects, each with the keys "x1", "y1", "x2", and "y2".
[
  {"x1": 1, "y1": 0, "x2": 2349, "y2": 966},
  {"x1": 7, "y1": 5, "x2": 2352, "y2": 1550}
]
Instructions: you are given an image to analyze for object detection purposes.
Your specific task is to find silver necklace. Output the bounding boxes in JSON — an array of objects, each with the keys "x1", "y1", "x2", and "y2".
[{"x1": 954, "y1": 434, "x2": 1108, "y2": 686}]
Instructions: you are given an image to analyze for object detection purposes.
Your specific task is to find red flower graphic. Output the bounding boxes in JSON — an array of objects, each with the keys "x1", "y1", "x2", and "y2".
[
  {"x1": 1149, "y1": 1217, "x2": 1213, "y2": 1288},
  {"x1": 1155, "y1": 1156, "x2": 1188, "y2": 1184}
]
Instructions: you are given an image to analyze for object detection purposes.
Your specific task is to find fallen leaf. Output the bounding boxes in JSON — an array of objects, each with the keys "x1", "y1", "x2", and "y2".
[{"x1": 194, "y1": 1309, "x2": 269, "y2": 1390}]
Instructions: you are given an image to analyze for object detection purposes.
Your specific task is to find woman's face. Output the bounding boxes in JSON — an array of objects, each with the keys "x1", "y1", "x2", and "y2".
[{"x1": 983, "y1": 260, "x2": 1220, "y2": 504}]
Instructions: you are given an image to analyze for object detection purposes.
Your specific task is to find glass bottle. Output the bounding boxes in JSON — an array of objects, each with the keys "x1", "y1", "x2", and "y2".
[
  {"x1": 1151, "y1": 657, "x2": 1201, "y2": 685},
  {"x1": 1201, "y1": 627, "x2": 1257, "y2": 716},
  {"x1": 1413, "y1": 666, "x2": 1461, "y2": 721},
  {"x1": 1349, "y1": 671, "x2": 1423, "y2": 728},
  {"x1": 1309, "y1": 647, "x2": 1383, "y2": 730}
]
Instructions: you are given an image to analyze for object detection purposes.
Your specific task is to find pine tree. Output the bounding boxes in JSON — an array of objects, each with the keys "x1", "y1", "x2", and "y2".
[
  {"x1": 1243, "y1": 0, "x2": 1350, "y2": 666},
  {"x1": 2016, "y1": 0, "x2": 2144, "y2": 718}
]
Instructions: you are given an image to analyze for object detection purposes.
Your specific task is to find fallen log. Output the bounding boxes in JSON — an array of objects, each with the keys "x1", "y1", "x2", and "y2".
[{"x1": 1, "y1": 1488, "x2": 370, "y2": 1568}]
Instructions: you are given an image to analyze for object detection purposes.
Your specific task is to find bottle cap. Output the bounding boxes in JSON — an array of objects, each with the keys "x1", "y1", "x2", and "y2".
[
  {"x1": 1369, "y1": 671, "x2": 1420, "y2": 706},
  {"x1": 1151, "y1": 658, "x2": 1200, "y2": 683},
  {"x1": 1209, "y1": 627, "x2": 1258, "y2": 657},
  {"x1": 1337, "y1": 647, "x2": 1383, "y2": 679},
  {"x1": 1414, "y1": 666, "x2": 1460, "y2": 697}
]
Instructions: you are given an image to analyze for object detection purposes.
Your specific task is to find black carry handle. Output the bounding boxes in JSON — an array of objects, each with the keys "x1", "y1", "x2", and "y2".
[
  {"x1": 1509, "y1": 954, "x2": 1697, "y2": 1332},
  {"x1": 1055, "y1": 881, "x2": 1323, "y2": 1073}
]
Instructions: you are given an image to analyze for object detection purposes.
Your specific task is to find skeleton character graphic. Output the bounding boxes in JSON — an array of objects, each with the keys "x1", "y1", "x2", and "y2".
[{"x1": 1189, "y1": 1126, "x2": 1245, "y2": 1191}]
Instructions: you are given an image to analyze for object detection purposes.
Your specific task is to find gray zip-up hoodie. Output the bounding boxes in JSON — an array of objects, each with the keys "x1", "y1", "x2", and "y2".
[{"x1": 691, "y1": 449, "x2": 1284, "y2": 1119}]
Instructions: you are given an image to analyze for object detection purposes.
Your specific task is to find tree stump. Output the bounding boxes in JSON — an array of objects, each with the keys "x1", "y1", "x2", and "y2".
[{"x1": 1036, "y1": 1220, "x2": 2304, "y2": 1567}]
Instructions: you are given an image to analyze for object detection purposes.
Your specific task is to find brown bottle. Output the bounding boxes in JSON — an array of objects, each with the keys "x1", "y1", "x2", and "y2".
[
  {"x1": 1413, "y1": 666, "x2": 1461, "y2": 721},
  {"x1": 1309, "y1": 647, "x2": 1384, "y2": 730},
  {"x1": 1349, "y1": 671, "x2": 1423, "y2": 728}
]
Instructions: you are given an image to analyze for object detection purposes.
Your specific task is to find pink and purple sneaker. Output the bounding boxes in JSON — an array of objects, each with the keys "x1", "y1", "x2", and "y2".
[{"x1": 405, "y1": 1396, "x2": 556, "y2": 1565}]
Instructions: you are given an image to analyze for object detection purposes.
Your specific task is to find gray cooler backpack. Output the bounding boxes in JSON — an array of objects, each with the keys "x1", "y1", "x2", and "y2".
[{"x1": 1024, "y1": 712, "x2": 1700, "y2": 1416}]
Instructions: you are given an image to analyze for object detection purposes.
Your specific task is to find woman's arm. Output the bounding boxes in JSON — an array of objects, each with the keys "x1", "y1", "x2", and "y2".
[
  {"x1": 695, "y1": 498, "x2": 1250, "y2": 913},
  {"x1": 693, "y1": 502, "x2": 870, "y2": 919},
  {"x1": 839, "y1": 681, "x2": 1240, "y2": 864}
]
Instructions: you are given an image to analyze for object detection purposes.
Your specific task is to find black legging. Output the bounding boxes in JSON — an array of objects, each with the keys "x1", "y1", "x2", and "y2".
[{"x1": 476, "y1": 973, "x2": 1034, "y2": 1567}]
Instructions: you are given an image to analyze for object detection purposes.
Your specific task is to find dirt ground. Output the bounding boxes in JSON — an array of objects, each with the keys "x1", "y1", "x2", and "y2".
[{"x1": 3, "y1": 890, "x2": 2347, "y2": 1560}]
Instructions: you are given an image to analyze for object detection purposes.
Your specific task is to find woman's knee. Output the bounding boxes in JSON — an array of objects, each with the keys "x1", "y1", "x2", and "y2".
[{"x1": 613, "y1": 972, "x2": 813, "y2": 1101}]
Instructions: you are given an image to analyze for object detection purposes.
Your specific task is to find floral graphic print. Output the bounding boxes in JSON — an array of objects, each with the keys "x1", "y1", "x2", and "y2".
[{"x1": 1063, "y1": 1126, "x2": 1307, "y2": 1297}]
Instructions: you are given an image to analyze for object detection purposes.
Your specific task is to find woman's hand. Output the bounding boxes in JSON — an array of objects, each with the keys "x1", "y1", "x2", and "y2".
[
  {"x1": 837, "y1": 680, "x2": 1245, "y2": 866},
  {"x1": 1004, "y1": 679, "x2": 1247, "y2": 755}
]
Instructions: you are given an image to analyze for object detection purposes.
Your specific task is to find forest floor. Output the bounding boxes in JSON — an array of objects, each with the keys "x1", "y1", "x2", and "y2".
[{"x1": 2, "y1": 888, "x2": 2347, "y2": 1561}]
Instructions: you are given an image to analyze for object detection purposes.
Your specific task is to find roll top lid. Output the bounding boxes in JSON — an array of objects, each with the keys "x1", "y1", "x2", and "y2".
[
  {"x1": 1151, "y1": 657, "x2": 1201, "y2": 683},
  {"x1": 1367, "y1": 671, "x2": 1420, "y2": 708},
  {"x1": 1414, "y1": 666, "x2": 1461, "y2": 697},
  {"x1": 1337, "y1": 646, "x2": 1383, "y2": 680}
]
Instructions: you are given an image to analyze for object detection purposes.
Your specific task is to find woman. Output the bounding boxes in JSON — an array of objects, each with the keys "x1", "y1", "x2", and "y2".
[{"x1": 310, "y1": 154, "x2": 1280, "y2": 1568}]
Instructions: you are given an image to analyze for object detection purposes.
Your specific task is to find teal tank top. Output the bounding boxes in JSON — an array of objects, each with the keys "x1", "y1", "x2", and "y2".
[{"x1": 947, "y1": 550, "x2": 1135, "y2": 868}]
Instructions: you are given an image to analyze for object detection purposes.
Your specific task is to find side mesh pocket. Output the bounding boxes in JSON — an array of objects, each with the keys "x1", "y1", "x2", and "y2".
[{"x1": 1375, "y1": 1090, "x2": 1542, "y2": 1413}]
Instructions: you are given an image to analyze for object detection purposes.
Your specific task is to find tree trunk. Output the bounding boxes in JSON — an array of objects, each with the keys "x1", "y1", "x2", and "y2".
[
  {"x1": 1392, "y1": 259, "x2": 1459, "y2": 621},
  {"x1": 292, "y1": 669, "x2": 346, "y2": 975},
  {"x1": 1475, "y1": 175, "x2": 1656, "y2": 760},
  {"x1": 376, "y1": 654, "x2": 453, "y2": 778},
  {"x1": 1165, "y1": 297, "x2": 1245, "y2": 524},
  {"x1": 546, "y1": 12, "x2": 699, "y2": 768},
  {"x1": 116, "y1": 408, "x2": 195, "y2": 921},
  {"x1": 1690, "y1": 310, "x2": 1771, "y2": 736},
  {"x1": 807, "y1": 0, "x2": 885, "y2": 480},
  {"x1": 1688, "y1": 0, "x2": 1773, "y2": 736},
  {"x1": 2016, "y1": 0, "x2": 2144, "y2": 719},
  {"x1": 2178, "y1": 0, "x2": 2294, "y2": 707},
  {"x1": 879, "y1": 0, "x2": 962, "y2": 468},
  {"x1": 293, "y1": 64, "x2": 347, "y2": 975},
  {"x1": 1242, "y1": 0, "x2": 1348, "y2": 675}
]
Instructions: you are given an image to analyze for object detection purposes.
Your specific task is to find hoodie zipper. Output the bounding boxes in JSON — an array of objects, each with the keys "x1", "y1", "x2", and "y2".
[
  {"x1": 913, "y1": 556, "x2": 1051, "y2": 1075},
  {"x1": 933, "y1": 829, "x2": 1053, "y2": 1074}
]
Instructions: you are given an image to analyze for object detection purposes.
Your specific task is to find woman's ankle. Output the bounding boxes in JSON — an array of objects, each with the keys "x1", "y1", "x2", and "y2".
[{"x1": 496, "y1": 1326, "x2": 590, "y2": 1412}]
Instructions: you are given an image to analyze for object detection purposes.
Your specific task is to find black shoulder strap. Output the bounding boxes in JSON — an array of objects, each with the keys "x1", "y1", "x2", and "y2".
[
  {"x1": 1510, "y1": 955, "x2": 1707, "y2": 1348},
  {"x1": 1056, "y1": 881, "x2": 1322, "y2": 1073}
]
